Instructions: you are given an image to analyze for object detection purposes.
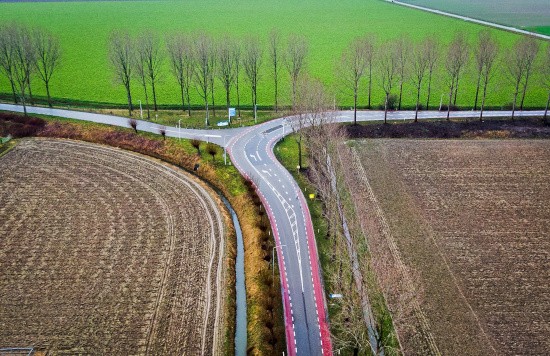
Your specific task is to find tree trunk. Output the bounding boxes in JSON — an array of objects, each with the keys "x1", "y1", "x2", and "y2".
[
  {"x1": 415, "y1": 85, "x2": 421, "y2": 122},
  {"x1": 426, "y1": 69, "x2": 433, "y2": 110},
  {"x1": 274, "y1": 67, "x2": 278, "y2": 112},
  {"x1": 453, "y1": 72, "x2": 460, "y2": 106},
  {"x1": 186, "y1": 87, "x2": 191, "y2": 116},
  {"x1": 151, "y1": 81, "x2": 158, "y2": 112},
  {"x1": 211, "y1": 84, "x2": 216, "y2": 118},
  {"x1": 226, "y1": 83, "x2": 230, "y2": 110},
  {"x1": 544, "y1": 90, "x2": 549, "y2": 123},
  {"x1": 144, "y1": 83, "x2": 150, "y2": 120},
  {"x1": 474, "y1": 71, "x2": 482, "y2": 110},
  {"x1": 252, "y1": 87, "x2": 257, "y2": 122},
  {"x1": 384, "y1": 93, "x2": 389, "y2": 124},
  {"x1": 353, "y1": 87, "x2": 358, "y2": 125},
  {"x1": 297, "y1": 138, "x2": 302, "y2": 169},
  {"x1": 27, "y1": 77, "x2": 33, "y2": 105},
  {"x1": 236, "y1": 76, "x2": 241, "y2": 117},
  {"x1": 205, "y1": 100, "x2": 209, "y2": 126},
  {"x1": 10, "y1": 81, "x2": 17, "y2": 103},
  {"x1": 480, "y1": 78, "x2": 489, "y2": 122},
  {"x1": 20, "y1": 91, "x2": 27, "y2": 116},
  {"x1": 398, "y1": 81, "x2": 403, "y2": 110},
  {"x1": 520, "y1": 71, "x2": 531, "y2": 111},
  {"x1": 511, "y1": 88, "x2": 519, "y2": 120},
  {"x1": 447, "y1": 86, "x2": 453, "y2": 121},
  {"x1": 126, "y1": 85, "x2": 133, "y2": 116},
  {"x1": 46, "y1": 81, "x2": 52, "y2": 108},
  {"x1": 368, "y1": 63, "x2": 372, "y2": 109},
  {"x1": 292, "y1": 76, "x2": 297, "y2": 110},
  {"x1": 180, "y1": 82, "x2": 186, "y2": 113}
]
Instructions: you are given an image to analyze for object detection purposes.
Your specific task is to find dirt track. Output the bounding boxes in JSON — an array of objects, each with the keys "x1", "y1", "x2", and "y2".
[{"x1": 0, "y1": 139, "x2": 225, "y2": 354}]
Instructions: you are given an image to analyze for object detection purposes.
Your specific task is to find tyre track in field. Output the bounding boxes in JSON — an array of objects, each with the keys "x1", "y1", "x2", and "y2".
[{"x1": 26, "y1": 139, "x2": 225, "y2": 355}]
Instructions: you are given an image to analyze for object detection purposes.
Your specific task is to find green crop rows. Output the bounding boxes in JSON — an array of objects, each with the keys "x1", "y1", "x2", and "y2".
[{"x1": 0, "y1": 0, "x2": 548, "y2": 109}]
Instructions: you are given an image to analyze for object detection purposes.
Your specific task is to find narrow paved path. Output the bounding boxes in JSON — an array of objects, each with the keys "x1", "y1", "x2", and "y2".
[
  {"x1": 385, "y1": 0, "x2": 550, "y2": 41},
  {"x1": 1, "y1": 103, "x2": 546, "y2": 355}
]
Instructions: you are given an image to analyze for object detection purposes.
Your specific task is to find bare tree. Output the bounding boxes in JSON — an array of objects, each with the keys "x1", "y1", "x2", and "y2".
[
  {"x1": 243, "y1": 36, "x2": 263, "y2": 122},
  {"x1": 234, "y1": 42, "x2": 242, "y2": 118},
  {"x1": 109, "y1": 30, "x2": 134, "y2": 116},
  {"x1": 378, "y1": 40, "x2": 398, "y2": 124},
  {"x1": 138, "y1": 31, "x2": 162, "y2": 113},
  {"x1": 291, "y1": 76, "x2": 334, "y2": 169},
  {"x1": 217, "y1": 35, "x2": 237, "y2": 111},
  {"x1": 285, "y1": 34, "x2": 308, "y2": 109},
  {"x1": 424, "y1": 37, "x2": 439, "y2": 110},
  {"x1": 411, "y1": 38, "x2": 430, "y2": 122},
  {"x1": 519, "y1": 37, "x2": 539, "y2": 111},
  {"x1": 33, "y1": 29, "x2": 61, "y2": 108},
  {"x1": 167, "y1": 33, "x2": 193, "y2": 115},
  {"x1": 193, "y1": 33, "x2": 212, "y2": 125},
  {"x1": 269, "y1": 29, "x2": 281, "y2": 112},
  {"x1": 134, "y1": 38, "x2": 151, "y2": 120},
  {"x1": 12, "y1": 26, "x2": 35, "y2": 116},
  {"x1": 395, "y1": 36, "x2": 411, "y2": 110},
  {"x1": 474, "y1": 30, "x2": 490, "y2": 110},
  {"x1": 0, "y1": 25, "x2": 19, "y2": 103},
  {"x1": 209, "y1": 42, "x2": 217, "y2": 118},
  {"x1": 475, "y1": 32, "x2": 499, "y2": 122},
  {"x1": 451, "y1": 33, "x2": 469, "y2": 107},
  {"x1": 542, "y1": 45, "x2": 550, "y2": 122},
  {"x1": 363, "y1": 35, "x2": 376, "y2": 109},
  {"x1": 506, "y1": 37, "x2": 539, "y2": 119},
  {"x1": 338, "y1": 37, "x2": 368, "y2": 125},
  {"x1": 445, "y1": 33, "x2": 469, "y2": 120}
]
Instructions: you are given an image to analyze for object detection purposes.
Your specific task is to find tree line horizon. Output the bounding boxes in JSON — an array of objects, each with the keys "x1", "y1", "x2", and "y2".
[{"x1": 1, "y1": 23, "x2": 549, "y2": 122}]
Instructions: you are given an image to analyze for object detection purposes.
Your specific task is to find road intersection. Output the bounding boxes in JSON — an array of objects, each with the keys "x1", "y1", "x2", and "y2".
[{"x1": 0, "y1": 103, "x2": 546, "y2": 355}]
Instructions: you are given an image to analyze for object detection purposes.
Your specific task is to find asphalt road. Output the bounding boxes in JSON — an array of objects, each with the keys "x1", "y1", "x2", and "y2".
[{"x1": 1, "y1": 103, "x2": 546, "y2": 355}]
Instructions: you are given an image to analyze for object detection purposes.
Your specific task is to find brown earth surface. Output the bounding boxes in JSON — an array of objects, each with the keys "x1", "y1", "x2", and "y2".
[
  {"x1": 343, "y1": 139, "x2": 550, "y2": 355},
  {"x1": 0, "y1": 139, "x2": 226, "y2": 354}
]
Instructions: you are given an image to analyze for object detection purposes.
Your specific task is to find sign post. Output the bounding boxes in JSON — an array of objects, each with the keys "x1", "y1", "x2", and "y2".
[{"x1": 228, "y1": 107, "x2": 236, "y2": 124}]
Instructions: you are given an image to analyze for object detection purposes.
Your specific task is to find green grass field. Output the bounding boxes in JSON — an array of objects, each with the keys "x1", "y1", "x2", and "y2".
[{"x1": 0, "y1": 0, "x2": 548, "y2": 110}]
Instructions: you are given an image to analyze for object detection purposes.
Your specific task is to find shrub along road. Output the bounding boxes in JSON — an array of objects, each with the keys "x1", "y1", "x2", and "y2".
[{"x1": 0, "y1": 103, "x2": 546, "y2": 355}]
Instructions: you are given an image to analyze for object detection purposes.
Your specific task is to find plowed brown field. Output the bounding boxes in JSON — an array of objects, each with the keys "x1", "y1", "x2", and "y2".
[
  {"x1": 343, "y1": 139, "x2": 550, "y2": 355},
  {"x1": 0, "y1": 139, "x2": 225, "y2": 354}
]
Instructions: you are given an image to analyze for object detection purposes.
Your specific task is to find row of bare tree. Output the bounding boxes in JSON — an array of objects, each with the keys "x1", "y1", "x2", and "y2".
[
  {"x1": 109, "y1": 30, "x2": 308, "y2": 124},
  {"x1": 339, "y1": 31, "x2": 550, "y2": 124},
  {"x1": 0, "y1": 24, "x2": 61, "y2": 115}
]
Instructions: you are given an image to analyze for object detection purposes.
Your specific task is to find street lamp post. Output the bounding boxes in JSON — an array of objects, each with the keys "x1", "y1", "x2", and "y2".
[
  {"x1": 272, "y1": 244, "x2": 286, "y2": 278},
  {"x1": 139, "y1": 100, "x2": 143, "y2": 120},
  {"x1": 439, "y1": 93, "x2": 444, "y2": 111},
  {"x1": 178, "y1": 118, "x2": 182, "y2": 141}
]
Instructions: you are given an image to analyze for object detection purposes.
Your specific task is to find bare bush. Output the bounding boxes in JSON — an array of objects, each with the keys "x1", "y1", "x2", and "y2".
[
  {"x1": 205, "y1": 142, "x2": 218, "y2": 161},
  {"x1": 128, "y1": 118, "x2": 138, "y2": 133},
  {"x1": 190, "y1": 138, "x2": 201, "y2": 154}
]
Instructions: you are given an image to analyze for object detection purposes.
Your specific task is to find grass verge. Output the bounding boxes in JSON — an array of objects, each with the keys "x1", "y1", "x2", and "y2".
[{"x1": 274, "y1": 135, "x2": 400, "y2": 354}]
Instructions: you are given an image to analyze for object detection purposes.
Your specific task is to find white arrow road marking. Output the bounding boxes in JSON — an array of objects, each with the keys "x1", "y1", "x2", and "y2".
[
  {"x1": 262, "y1": 169, "x2": 272, "y2": 177},
  {"x1": 250, "y1": 154, "x2": 257, "y2": 162}
]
